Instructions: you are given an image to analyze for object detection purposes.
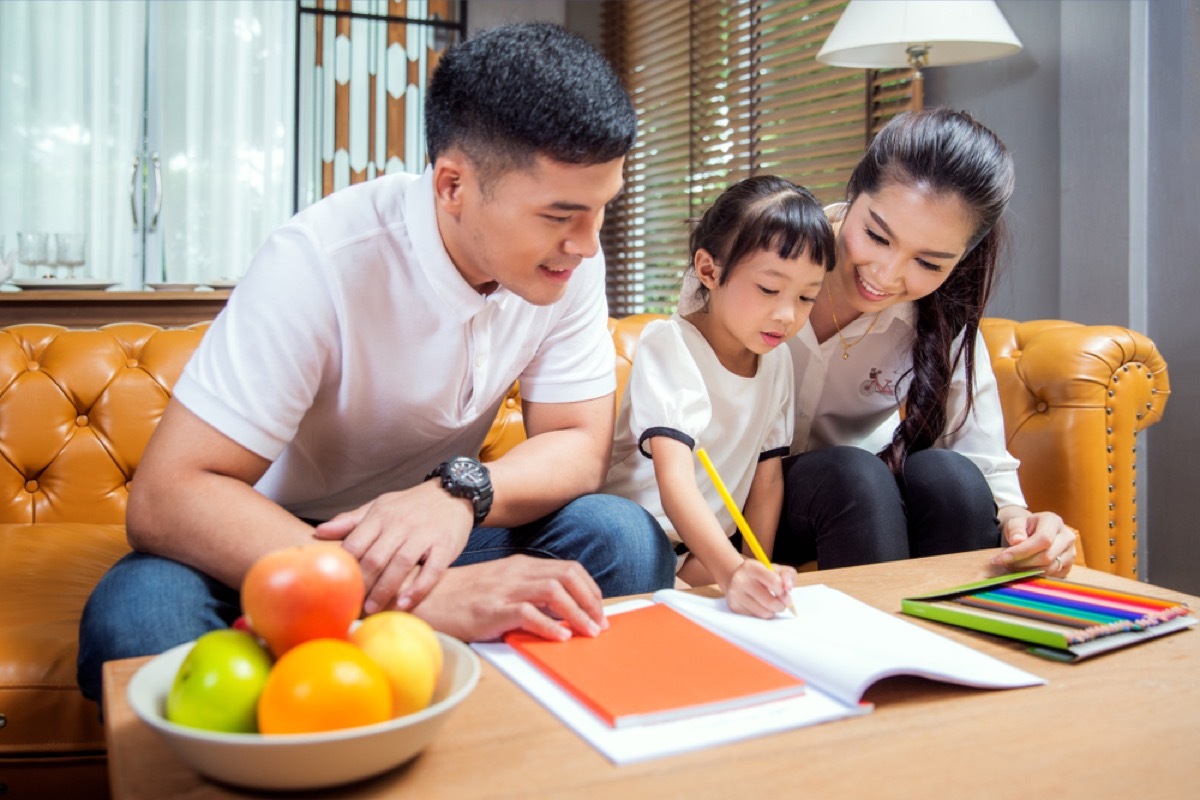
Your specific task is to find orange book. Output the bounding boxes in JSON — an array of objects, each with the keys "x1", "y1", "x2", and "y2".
[{"x1": 504, "y1": 603, "x2": 806, "y2": 728}]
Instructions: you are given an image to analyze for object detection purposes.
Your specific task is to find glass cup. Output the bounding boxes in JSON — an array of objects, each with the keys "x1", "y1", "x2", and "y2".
[
  {"x1": 55, "y1": 233, "x2": 87, "y2": 279},
  {"x1": 17, "y1": 232, "x2": 49, "y2": 278},
  {"x1": 1, "y1": 234, "x2": 13, "y2": 284}
]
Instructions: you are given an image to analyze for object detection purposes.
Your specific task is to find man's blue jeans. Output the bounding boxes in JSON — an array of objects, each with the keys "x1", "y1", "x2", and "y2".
[{"x1": 77, "y1": 493, "x2": 673, "y2": 704}]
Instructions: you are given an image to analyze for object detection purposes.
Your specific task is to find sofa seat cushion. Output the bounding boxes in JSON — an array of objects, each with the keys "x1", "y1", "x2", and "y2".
[{"x1": 0, "y1": 523, "x2": 130, "y2": 754}]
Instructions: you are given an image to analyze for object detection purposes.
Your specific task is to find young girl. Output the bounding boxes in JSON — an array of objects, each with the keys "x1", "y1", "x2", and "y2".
[
  {"x1": 776, "y1": 108, "x2": 1077, "y2": 576},
  {"x1": 604, "y1": 176, "x2": 835, "y2": 618}
]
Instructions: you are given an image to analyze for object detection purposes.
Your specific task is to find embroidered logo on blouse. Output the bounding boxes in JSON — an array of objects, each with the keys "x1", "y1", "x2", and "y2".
[{"x1": 858, "y1": 367, "x2": 897, "y2": 399}]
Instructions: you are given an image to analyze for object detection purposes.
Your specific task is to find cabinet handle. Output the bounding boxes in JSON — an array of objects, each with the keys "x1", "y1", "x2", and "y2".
[
  {"x1": 129, "y1": 154, "x2": 141, "y2": 229},
  {"x1": 149, "y1": 153, "x2": 163, "y2": 233}
]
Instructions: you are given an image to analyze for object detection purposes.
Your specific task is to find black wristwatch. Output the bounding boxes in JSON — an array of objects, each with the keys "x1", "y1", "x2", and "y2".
[{"x1": 425, "y1": 456, "x2": 493, "y2": 526}]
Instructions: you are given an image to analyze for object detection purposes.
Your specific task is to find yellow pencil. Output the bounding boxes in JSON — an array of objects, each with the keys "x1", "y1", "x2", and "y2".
[{"x1": 695, "y1": 447, "x2": 796, "y2": 616}]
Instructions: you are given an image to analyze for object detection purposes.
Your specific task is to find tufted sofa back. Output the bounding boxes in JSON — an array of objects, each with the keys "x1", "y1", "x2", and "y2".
[
  {"x1": 0, "y1": 322, "x2": 209, "y2": 524},
  {"x1": 0, "y1": 316, "x2": 1169, "y2": 578}
]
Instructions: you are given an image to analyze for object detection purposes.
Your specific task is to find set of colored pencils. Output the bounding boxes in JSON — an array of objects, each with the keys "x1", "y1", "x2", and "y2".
[{"x1": 952, "y1": 577, "x2": 1191, "y2": 645}]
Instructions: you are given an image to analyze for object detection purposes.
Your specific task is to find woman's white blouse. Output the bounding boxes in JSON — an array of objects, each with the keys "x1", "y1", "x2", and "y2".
[
  {"x1": 604, "y1": 315, "x2": 794, "y2": 543},
  {"x1": 786, "y1": 300, "x2": 1026, "y2": 510}
]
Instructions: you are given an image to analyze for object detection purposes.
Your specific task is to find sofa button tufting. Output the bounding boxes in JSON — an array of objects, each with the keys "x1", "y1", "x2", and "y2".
[
  {"x1": 27, "y1": 362, "x2": 39, "y2": 372},
  {"x1": 1035, "y1": 401, "x2": 1048, "y2": 413},
  {"x1": 126, "y1": 358, "x2": 139, "y2": 368},
  {"x1": 24, "y1": 480, "x2": 38, "y2": 493},
  {"x1": 76, "y1": 415, "x2": 89, "y2": 427}
]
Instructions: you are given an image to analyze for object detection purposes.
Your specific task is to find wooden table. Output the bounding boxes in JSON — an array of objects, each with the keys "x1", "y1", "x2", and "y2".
[
  {"x1": 102, "y1": 551, "x2": 1200, "y2": 799},
  {"x1": 0, "y1": 290, "x2": 229, "y2": 328}
]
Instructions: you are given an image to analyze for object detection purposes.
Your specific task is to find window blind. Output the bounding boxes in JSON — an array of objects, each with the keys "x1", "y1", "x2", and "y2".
[{"x1": 601, "y1": 0, "x2": 913, "y2": 317}]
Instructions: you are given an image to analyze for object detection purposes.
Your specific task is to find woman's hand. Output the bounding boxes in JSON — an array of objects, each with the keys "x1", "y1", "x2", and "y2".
[
  {"x1": 993, "y1": 508, "x2": 1077, "y2": 577},
  {"x1": 725, "y1": 559, "x2": 796, "y2": 618}
]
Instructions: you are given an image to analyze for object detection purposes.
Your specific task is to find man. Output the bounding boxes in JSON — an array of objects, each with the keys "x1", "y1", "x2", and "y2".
[{"x1": 77, "y1": 22, "x2": 675, "y2": 703}]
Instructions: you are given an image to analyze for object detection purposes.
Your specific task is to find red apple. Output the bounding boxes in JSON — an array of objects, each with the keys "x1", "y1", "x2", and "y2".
[{"x1": 241, "y1": 543, "x2": 365, "y2": 657}]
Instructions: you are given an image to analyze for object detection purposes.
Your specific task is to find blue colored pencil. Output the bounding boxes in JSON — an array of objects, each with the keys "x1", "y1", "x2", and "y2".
[{"x1": 991, "y1": 586, "x2": 1146, "y2": 622}]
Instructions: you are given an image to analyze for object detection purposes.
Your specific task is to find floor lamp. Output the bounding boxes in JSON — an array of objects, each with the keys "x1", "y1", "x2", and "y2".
[{"x1": 816, "y1": 0, "x2": 1022, "y2": 111}]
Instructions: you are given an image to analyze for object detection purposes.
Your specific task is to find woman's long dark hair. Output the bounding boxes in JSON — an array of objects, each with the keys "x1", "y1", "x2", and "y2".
[{"x1": 845, "y1": 108, "x2": 1015, "y2": 472}]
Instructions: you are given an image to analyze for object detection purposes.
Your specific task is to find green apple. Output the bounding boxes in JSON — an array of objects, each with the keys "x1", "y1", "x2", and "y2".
[{"x1": 165, "y1": 629, "x2": 273, "y2": 733}]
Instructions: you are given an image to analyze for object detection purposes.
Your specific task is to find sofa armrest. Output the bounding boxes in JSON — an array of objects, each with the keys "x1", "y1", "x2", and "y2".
[{"x1": 980, "y1": 318, "x2": 1169, "y2": 578}]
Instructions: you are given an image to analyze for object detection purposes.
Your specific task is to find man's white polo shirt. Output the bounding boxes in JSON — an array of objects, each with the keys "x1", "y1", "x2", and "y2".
[{"x1": 173, "y1": 168, "x2": 616, "y2": 520}]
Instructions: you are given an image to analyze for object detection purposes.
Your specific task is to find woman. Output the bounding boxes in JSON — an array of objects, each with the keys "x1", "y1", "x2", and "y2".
[{"x1": 776, "y1": 108, "x2": 1077, "y2": 575}]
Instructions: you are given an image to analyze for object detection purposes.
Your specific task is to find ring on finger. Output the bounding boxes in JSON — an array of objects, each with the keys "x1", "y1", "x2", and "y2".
[{"x1": 1053, "y1": 555, "x2": 1062, "y2": 571}]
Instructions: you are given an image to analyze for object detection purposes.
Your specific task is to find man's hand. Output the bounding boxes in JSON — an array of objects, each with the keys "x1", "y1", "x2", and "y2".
[
  {"x1": 410, "y1": 556, "x2": 607, "y2": 643},
  {"x1": 314, "y1": 481, "x2": 474, "y2": 614}
]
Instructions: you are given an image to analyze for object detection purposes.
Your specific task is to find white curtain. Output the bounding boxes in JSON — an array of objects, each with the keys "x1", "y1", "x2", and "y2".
[
  {"x1": 0, "y1": 0, "x2": 296, "y2": 290},
  {"x1": 0, "y1": 1, "x2": 143, "y2": 286},
  {"x1": 154, "y1": 0, "x2": 296, "y2": 285}
]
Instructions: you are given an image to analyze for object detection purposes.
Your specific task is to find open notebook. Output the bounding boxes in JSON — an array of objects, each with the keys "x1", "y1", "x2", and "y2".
[{"x1": 473, "y1": 585, "x2": 1044, "y2": 764}]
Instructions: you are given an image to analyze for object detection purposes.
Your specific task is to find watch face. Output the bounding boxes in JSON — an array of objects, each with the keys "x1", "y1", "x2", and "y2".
[{"x1": 447, "y1": 458, "x2": 489, "y2": 489}]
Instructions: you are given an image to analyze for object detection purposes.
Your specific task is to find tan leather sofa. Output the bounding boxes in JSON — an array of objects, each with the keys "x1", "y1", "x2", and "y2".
[{"x1": 0, "y1": 315, "x2": 1169, "y2": 791}]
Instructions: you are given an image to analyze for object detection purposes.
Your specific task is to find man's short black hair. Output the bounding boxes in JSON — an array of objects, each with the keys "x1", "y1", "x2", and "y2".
[{"x1": 425, "y1": 22, "x2": 636, "y2": 179}]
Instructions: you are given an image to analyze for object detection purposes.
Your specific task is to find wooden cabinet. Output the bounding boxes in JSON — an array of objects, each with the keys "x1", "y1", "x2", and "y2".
[{"x1": 0, "y1": 290, "x2": 230, "y2": 328}]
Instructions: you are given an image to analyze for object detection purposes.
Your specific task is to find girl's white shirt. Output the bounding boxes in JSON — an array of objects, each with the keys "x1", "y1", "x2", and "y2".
[{"x1": 604, "y1": 315, "x2": 794, "y2": 546}]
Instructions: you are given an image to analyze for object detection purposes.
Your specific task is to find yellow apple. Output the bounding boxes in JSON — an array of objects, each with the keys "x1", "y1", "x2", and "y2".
[{"x1": 350, "y1": 611, "x2": 442, "y2": 717}]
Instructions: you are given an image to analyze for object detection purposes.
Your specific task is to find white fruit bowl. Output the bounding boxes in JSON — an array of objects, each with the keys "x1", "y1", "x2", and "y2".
[{"x1": 127, "y1": 633, "x2": 480, "y2": 791}]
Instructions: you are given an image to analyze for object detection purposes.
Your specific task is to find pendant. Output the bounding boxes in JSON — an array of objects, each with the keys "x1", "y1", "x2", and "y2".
[{"x1": 842, "y1": 352, "x2": 849, "y2": 360}]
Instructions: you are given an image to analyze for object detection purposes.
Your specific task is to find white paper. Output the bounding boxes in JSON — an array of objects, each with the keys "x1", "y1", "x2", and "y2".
[
  {"x1": 654, "y1": 586, "x2": 1045, "y2": 706},
  {"x1": 472, "y1": 587, "x2": 1044, "y2": 765},
  {"x1": 472, "y1": 600, "x2": 867, "y2": 765}
]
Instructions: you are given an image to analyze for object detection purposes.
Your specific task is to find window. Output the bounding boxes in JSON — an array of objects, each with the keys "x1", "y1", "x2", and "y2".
[
  {"x1": 600, "y1": 0, "x2": 913, "y2": 316},
  {"x1": 0, "y1": 1, "x2": 296, "y2": 290},
  {"x1": 295, "y1": 1, "x2": 466, "y2": 209}
]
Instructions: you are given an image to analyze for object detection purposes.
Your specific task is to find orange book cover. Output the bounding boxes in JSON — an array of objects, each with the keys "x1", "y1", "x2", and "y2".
[{"x1": 504, "y1": 603, "x2": 806, "y2": 728}]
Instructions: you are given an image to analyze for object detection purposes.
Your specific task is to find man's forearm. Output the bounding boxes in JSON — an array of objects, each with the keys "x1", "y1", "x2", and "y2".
[{"x1": 127, "y1": 473, "x2": 320, "y2": 589}]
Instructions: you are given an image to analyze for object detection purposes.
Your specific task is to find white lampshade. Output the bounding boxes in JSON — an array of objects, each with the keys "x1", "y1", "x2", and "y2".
[{"x1": 817, "y1": 0, "x2": 1022, "y2": 69}]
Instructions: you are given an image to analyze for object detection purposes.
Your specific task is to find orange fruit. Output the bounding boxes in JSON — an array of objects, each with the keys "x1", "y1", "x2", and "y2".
[
  {"x1": 257, "y1": 639, "x2": 393, "y2": 734},
  {"x1": 350, "y1": 611, "x2": 443, "y2": 717}
]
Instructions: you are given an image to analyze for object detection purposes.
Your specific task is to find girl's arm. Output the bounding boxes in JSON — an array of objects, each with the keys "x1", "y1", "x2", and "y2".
[
  {"x1": 740, "y1": 456, "x2": 797, "y2": 604},
  {"x1": 741, "y1": 456, "x2": 785, "y2": 561},
  {"x1": 650, "y1": 436, "x2": 791, "y2": 617},
  {"x1": 650, "y1": 436, "x2": 742, "y2": 588}
]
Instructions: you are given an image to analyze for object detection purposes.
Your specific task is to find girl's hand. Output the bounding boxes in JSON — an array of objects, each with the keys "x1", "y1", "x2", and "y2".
[
  {"x1": 992, "y1": 510, "x2": 1077, "y2": 577},
  {"x1": 725, "y1": 559, "x2": 797, "y2": 618}
]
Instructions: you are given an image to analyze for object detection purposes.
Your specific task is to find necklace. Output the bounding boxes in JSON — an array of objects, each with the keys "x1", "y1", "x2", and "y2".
[{"x1": 827, "y1": 283, "x2": 879, "y2": 360}]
